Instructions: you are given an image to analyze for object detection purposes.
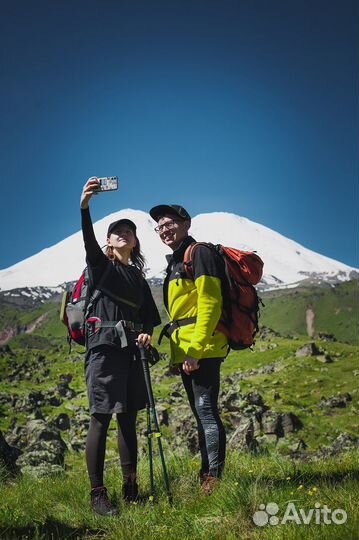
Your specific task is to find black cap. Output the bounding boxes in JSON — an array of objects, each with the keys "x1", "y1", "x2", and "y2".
[
  {"x1": 107, "y1": 219, "x2": 137, "y2": 237},
  {"x1": 149, "y1": 204, "x2": 191, "y2": 223}
]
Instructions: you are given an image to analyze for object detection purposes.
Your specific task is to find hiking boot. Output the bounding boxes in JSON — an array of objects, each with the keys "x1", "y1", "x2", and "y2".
[
  {"x1": 199, "y1": 471, "x2": 208, "y2": 485},
  {"x1": 90, "y1": 486, "x2": 118, "y2": 516},
  {"x1": 122, "y1": 477, "x2": 139, "y2": 502},
  {"x1": 201, "y1": 473, "x2": 219, "y2": 495}
]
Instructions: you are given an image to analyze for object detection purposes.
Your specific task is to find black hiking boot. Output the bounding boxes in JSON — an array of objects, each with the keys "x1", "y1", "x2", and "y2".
[
  {"x1": 122, "y1": 476, "x2": 139, "y2": 502},
  {"x1": 90, "y1": 486, "x2": 118, "y2": 516}
]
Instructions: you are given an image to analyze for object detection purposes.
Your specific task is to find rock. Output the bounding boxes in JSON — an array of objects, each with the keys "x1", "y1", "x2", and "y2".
[
  {"x1": 156, "y1": 407, "x2": 169, "y2": 426},
  {"x1": 280, "y1": 413, "x2": 303, "y2": 436},
  {"x1": 173, "y1": 415, "x2": 198, "y2": 454},
  {"x1": 20, "y1": 463, "x2": 65, "y2": 478},
  {"x1": 222, "y1": 391, "x2": 242, "y2": 412},
  {"x1": 317, "y1": 355, "x2": 333, "y2": 364},
  {"x1": 295, "y1": 343, "x2": 321, "y2": 357},
  {"x1": 0, "y1": 430, "x2": 20, "y2": 474},
  {"x1": 69, "y1": 409, "x2": 90, "y2": 451},
  {"x1": 317, "y1": 332, "x2": 337, "y2": 342},
  {"x1": 56, "y1": 378, "x2": 76, "y2": 399},
  {"x1": 228, "y1": 416, "x2": 259, "y2": 452},
  {"x1": 261, "y1": 411, "x2": 281, "y2": 436},
  {"x1": 54, "y1": 413, "x2": 70, "y2": 431},
  {"x1": 0, "y1": 392, "x2": 13, "y2": 405},
  {"x1": 319, "y1": 432, "x2": 359, "y2": 457},
  {"x1": 6, "y1": 425, "x2": 28, "y2": 449},
  {"x1": 16, "y1": 419, "x2": 67, "y2": 476},
  {"x1": 48, "y1": 395, "x2": 63, "y2": 406},
  {"x1": 289, "y1": 438, "x2": 308, "y2": 453},
  {"x1": 246, "y1": 391, "x2": 265, "y2": 407},
  {"x1": 320, "y1": 393, "x2": 352, "y2": 408},
  {"x1": 59, "y1": 373, "x2": 73, "y2": 384}
]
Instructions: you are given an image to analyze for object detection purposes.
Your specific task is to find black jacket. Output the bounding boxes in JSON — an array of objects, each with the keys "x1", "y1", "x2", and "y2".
[{"x1": 81, "y1": 208, "x2": 161, "y2": 351}]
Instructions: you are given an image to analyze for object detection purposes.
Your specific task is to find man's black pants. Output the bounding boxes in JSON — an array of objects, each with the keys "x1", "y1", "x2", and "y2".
[{"x1": 180, "y1": 358, "x2": 226, "y2": 478}]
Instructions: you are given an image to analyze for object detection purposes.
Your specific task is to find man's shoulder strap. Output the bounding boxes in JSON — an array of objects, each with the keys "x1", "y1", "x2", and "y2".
[{"x1": 183, "y1": 241, "x2": 215, "y2": 280}]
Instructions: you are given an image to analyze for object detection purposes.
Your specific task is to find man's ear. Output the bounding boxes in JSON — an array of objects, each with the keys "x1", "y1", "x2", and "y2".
[
  {"x1": 184, "y1": 220, "x2": 191, "y2": 232},
  {"x1": 106, "y1": 237, "x2": 111, "y2": 246}
]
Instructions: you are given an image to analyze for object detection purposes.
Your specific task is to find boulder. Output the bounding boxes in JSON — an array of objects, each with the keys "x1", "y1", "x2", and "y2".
[
  {"x1": 69, "y1": 408, "x2": 90, "y2": 451},
  {"x1": 319, "y1": 432, "x2": 359, "y2": 457},
  {"x1": 280, "y1": 413, "x2": 303, "y2": 436},
  {"x1": 228, "y1": 416, "x2": 259, "y2": 452},
  {"x1": 320, "y1": 393, "x2": 352, "y2": 408},
  {"x1": 16, "y1": 419, "x2": 67, "y2": 476},
  {"x1": 261, "y1": 411, "x2": 281, "y2": 436},
  {"x1": 317, "y1": 355, "x2": 333, "y2": 364},
  {"x1": 0, "y1": 430, "x2": 20, "y2": 474},
  {"x1": 317, "y1": 332, "x2": 337, "y2": 342},
  {"x1": 54, "y1": 413, "x2": 71, "y2": 431},
  {"x1": 156, "y1": 407, "x2": 169, "y2": 426},
  {"x1": 295, "y1": 343, "x2": 321, "y2": 357}
]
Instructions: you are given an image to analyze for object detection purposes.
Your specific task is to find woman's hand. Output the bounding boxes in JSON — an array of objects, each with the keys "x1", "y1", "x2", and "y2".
[
  {"x1": 80, "y1": 177, "x2": 100, "y2": 209},
  {"x1": 137, "y1": 333, "x2": 152, "y2": 348}
]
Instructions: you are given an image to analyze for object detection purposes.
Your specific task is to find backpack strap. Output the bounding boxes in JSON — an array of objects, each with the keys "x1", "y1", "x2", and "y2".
[
  {"x1": 183, "y1": 242, "x2": 214, "y2": 280},
  {"x1": 158, "y1": 317, "x2": 197, "y2": 345},
  {"x1": 84, "y1": 262, "x2": 113, "y2": 320}
]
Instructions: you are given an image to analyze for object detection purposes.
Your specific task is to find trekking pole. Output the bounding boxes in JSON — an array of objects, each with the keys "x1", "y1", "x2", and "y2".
[
  {"x1": 137, "y1": 343, "x2": 172, "y2": 503},
  {"x1": 146, "y1": 403, "x2": 155, "y2": 497}
]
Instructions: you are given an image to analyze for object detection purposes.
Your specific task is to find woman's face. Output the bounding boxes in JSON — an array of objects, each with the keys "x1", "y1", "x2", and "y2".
[{"x1": 107, "y1": 225, "x2": 137, "y2": 252}]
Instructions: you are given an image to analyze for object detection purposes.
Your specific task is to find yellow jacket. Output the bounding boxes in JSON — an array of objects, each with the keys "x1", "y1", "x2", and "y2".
[{"x1": 162, "y1": 236, "x2": 229, "y2": 364}]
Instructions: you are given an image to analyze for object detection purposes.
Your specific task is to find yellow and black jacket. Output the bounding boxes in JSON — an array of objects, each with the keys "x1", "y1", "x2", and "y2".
[{"x1": 162, "y1": 236, "x2": 229, "y2": 365}]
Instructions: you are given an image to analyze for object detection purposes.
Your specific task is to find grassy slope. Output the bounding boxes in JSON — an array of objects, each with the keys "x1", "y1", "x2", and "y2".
[
  {"x1": 0, "y1": 282, "x2": 358, "y2": 539},
  {"x1": 260, "y1": 281, "x2": 359, "y2": 345},
  {"x1": 1, "y1": 450, "x2": 358, "y2": 540}
]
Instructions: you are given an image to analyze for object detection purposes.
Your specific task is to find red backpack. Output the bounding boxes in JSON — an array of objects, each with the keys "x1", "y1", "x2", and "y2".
[
  {"x1": 60, "y1": 264, "x2": 111, "y2": 348},
  {"x1": 184, "y1": 243, "x2": 264, "y2": 350}
]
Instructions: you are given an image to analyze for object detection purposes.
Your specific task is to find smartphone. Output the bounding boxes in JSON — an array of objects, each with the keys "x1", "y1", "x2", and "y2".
[{"x1": 93, "y1": 176, "x2": 119, "y2": 192}]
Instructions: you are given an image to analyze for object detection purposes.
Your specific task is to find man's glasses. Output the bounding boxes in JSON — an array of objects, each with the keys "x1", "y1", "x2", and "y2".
[{"x1": 154, "y1": 220, "x2": 180, "y2": 234}]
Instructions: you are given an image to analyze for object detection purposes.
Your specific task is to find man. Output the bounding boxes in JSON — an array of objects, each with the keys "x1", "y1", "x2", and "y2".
[{"x1": 149, "y1": 204, "x2": 228, "y2": 493}]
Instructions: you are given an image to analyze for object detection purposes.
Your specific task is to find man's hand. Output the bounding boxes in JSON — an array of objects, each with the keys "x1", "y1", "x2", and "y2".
[{"x1": 182, "y1": 356, "x2": 200, "y2": 375}]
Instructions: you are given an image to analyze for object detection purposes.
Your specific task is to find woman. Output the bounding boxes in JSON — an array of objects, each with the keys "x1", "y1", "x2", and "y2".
[{"x1": 80, "y1": 177, "x2": 161, "y2": 516}]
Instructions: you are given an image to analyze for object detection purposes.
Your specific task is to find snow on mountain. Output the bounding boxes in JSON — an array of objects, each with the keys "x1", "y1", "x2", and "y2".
[{"x1": 0, "y1": 209, "x2": 357, "y2": 292}]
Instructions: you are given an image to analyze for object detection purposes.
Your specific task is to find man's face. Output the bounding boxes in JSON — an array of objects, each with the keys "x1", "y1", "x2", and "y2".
[{"x1": 156, "y1": 214, "x2": 190, "y2": 250}]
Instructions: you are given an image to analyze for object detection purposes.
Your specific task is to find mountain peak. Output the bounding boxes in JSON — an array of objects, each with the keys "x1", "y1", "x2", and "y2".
[{"x1": 0, "y1": 210, "x2": 357, "y2": 291}]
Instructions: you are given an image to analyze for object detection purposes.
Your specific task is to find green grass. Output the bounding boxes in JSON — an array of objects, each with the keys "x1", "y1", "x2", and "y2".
[
  {"x1": 0, "y1": 281, "x2": 358, "y2": 538},
  {"x1": 0, "y1": 450, "x2": 358, "y2": 540},
  {"x1": 260, "y1": 281, "x2": 359, "y2": 345}
]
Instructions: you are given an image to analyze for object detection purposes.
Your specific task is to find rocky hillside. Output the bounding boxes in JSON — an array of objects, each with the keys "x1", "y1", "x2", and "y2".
[{"x1": 0, "y1": 330, "x2": 358, "y2": 477}]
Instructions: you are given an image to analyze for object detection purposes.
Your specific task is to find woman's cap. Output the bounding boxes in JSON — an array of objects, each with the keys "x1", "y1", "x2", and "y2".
[
  {"x1": 149, "y1": 204, "x2": 191, "y2": 223},
  {"x1": 107, "y1": 219, "x2": 137, "y2": 237}
]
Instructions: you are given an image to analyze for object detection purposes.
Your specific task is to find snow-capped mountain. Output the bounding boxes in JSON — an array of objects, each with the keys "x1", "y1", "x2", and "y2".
[{"x1": 0, "y1": 210, "x2": 357, "y2": 293}]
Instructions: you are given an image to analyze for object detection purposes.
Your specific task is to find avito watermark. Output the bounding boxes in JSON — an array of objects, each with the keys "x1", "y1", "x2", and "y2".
[{"x1": 253, "y1": 502, "x2": 347, "y2": 527}]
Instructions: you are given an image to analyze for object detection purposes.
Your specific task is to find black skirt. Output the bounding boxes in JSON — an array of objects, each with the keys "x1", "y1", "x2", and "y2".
[{"x1": 85, "y1": 345, "x2": 148, "y2": 414}]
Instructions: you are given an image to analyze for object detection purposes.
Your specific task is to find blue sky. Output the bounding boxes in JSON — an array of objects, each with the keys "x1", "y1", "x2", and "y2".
[{"x1": 1, "y1": 0, "x2": 358, "y2": 270}]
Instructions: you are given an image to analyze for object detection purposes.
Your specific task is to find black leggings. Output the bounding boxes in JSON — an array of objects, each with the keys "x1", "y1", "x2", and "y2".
[
  {"x1": 180, "y1": 358, "x2": 226, "y2": 477},
  {"x1": 86, "y1": 411, "x2": 138, "y2": 489}
]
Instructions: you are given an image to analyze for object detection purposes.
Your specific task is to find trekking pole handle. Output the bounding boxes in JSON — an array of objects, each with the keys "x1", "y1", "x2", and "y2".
[{"x1": 137, "y1": 342, "x2": 147, "y2": 360}]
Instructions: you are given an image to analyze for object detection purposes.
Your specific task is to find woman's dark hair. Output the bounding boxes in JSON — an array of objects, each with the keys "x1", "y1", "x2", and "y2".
[{"x1": 105, "y1": 237, "x2": 146, "y2": 276}]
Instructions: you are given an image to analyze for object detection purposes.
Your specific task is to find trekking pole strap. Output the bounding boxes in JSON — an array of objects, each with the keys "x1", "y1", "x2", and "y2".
[{"x1": 158, "y1": 316, "x2": 197, "y2": 344}]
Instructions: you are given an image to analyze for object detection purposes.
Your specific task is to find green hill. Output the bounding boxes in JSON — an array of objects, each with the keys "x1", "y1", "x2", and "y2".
[{"x1": 260, "y1": 280, "x2": 359, "y2": 345}]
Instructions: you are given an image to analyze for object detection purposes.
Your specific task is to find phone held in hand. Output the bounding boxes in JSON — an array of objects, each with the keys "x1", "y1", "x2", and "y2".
[{"x1": 93, "y1": 176, "x2": 119, "y2": 192}]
